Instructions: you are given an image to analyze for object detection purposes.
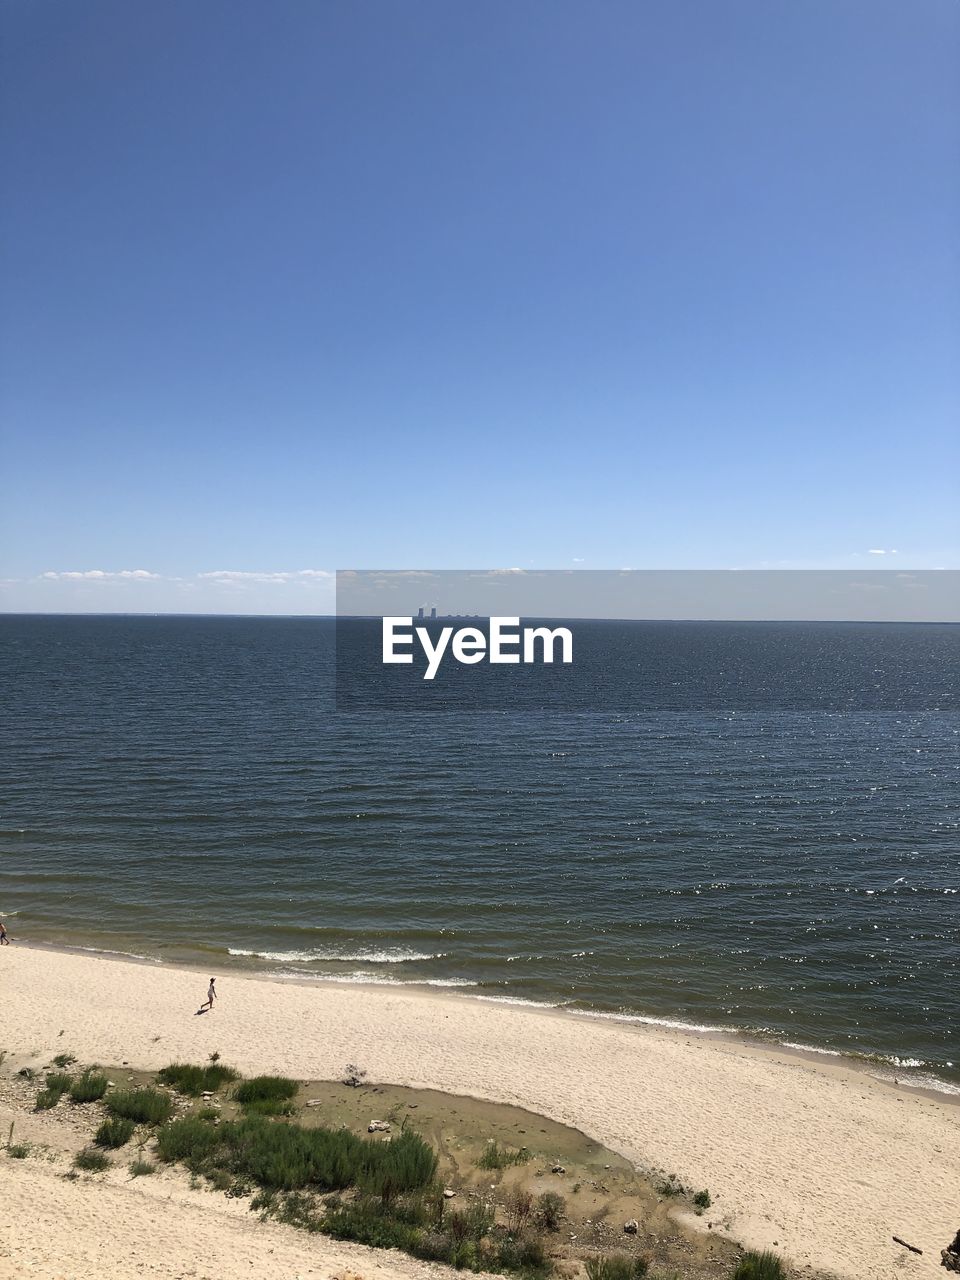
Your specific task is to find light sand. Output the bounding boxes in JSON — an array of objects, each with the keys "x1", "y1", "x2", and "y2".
[{"x1": 2, "y1": 945, "x2": 957, "y2": 1280}]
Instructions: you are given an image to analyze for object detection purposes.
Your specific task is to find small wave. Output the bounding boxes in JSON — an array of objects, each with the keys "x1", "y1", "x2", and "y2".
[
  {"x1": 267, "y1": 969, "x2": 477, "y2": 989},
  {"x1": 782, "y1": 1041, "x2": 843, "y2": 1058},
  {"x1": 569, "y1": 1008, "x2": 738, "y2": 1035},
  {"x1": 75, "y1": 945, "x2": 161, "y2": 964},
  {"x1": 472, "y1": 994, "x2": 566, "y2": 1010},
  {"x1": 887, "y1": 1073, "x2": 960, "y2": 1097},
  {"x1": 227, "y1": 947, "x2": 446, "y2": 964}
]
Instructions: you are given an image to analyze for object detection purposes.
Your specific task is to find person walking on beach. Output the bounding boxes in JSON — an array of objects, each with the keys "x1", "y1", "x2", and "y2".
[
  {"x1": 0, "y1": 919, "x2": 9, "y2": 945},
  {"x1": 198, "y1": 977, "x2": 217, "y2": 1013}
]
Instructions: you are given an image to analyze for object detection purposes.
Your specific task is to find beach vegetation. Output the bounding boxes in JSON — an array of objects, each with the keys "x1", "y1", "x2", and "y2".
[
  {"x1": 36, "y1": 1070, "x2": 75, "y2": 1109},
  {"x1": 505, "y1": 1186, "x2": 534, "y2": 1233},
  {"x1": 157, "y1": 1061, "x2": 240, "y2": 1095},
  {"x1": 584, "y1": 1255, "x2": 650, "y2": 1280},
  {"x1": 52, "y1": 1052, "x2": 77, "y2": 1068},
  {"x1": 343, "y1": 1062, "x2": 367, "y2": 1088},
  {"x1": 106, "y1": 1087, "x2": 173, "y2": 1125},
  {"x1": 129, "y1": 1158, "x2": 156, "y2": 1176},
  {"x1": 477, "y1": 1140, "x2": 529, "y2": 1170},
  {"x1": 197, "y1": 1106, "x2": 220, "y2": 1121},
  {"x1": 731, "y1": 1252, "x2": 787, "y2": 1280},
  {"x1": 69, "y1": 1070, "x2": 109, "y2": 1104},
  {"x1": 94, "y1": 1116, "x2": 135, "y2": 1148},
  {"x1": 153, "y1": 1112, "x2": 557, "y2": 1274},
  {"x1": 7, "y1": 1143, "x2": 30, "y2": 1159},
  {"x1": 655, "y1": 1176, "x2": 683, "y2": 1197},
  {"x1": 233, "y1": 1075, "x2": 298, "y2": 1107},
  {"x1": 693, "y1": 1188, "x2": 711, "y2": 1212},
  {"x1": 74, "y1": 1147, "x2": 111, "y2": 1172},
  {"x1": 156, "y1": 1116, "x2": 223, "y2": 1167},
  {"x1": 495, "y1": 1232, "x2": 550, "y2": 1276},
  {"x1": 534, "y1": 1191, "x2": 566, "y2": 1231},
  {"x1": 237, "y1": 1096, "x2": 297, "y2": 1117}
]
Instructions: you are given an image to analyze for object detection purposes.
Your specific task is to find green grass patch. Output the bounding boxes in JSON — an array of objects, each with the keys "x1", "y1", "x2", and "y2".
[
  {"x1": 74, "y1": 1147, "x2": 111, "y2": 1172},
  {"x1": 95, "y1": 1116, "x2": 135, "y2": 1149},
  {"x1": 106, "y1": 1088, "x2": 173, "y2": 1125},
  {"x1": 233, "y1": 1076, "x2": 298, "y2": 1107},
  {"x1": 156, "y1": 1116, "x2": 223, "y2": 1168},
  {"x1": 69, "y1": 1070, "x2": 109, "y2": 1104},
  {"x1": 237, "y1": 1096, "x2": 296, "y2": 1117},
  {"x1": 35, "y1": 1071, "x2": 74, "y2": 1111},
  {"x1": 7, "y1": 1144, "x2": 30, "y2": 1159},
  {"x1": 157, "y1": 1062, "x2": 240, "y2": 1096},
  {"x1": 476, "y1": 1139, "x2": 529, "y2": 1170},
  {"x1": 129, "y1": 1158, "x2": 156, "y2": 1177},
  {"x1": 732, "y1": 1253, "x2": 787, "y2": 1280},
  {"x1": 52, "y1": 1052, "x2": 77, "y2": 1068},
  {"x1": 156, "y1": 1108, "x2": 554, "y2": 1276},
  {"x1": 585, "y1": 1256, "x2": 650, "y2": 1280}
]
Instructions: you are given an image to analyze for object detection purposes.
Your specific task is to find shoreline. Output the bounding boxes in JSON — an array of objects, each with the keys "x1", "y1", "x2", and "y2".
[
  {"x1": 3, "y1": 943, "x2": 958, "y2": 1280},
  {"x1": 13, "y1": 936, "x2": 960, "y2": 1104}
]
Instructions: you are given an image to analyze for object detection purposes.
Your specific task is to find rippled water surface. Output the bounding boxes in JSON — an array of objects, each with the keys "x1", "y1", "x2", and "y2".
[{"x1": 1, "y1": 615, "x2": 957, "y2": 1089}]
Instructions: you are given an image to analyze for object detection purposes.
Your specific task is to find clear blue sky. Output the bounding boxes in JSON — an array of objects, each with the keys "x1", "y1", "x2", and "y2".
[{"x1": 1, "y1": 0, "x2": 957, "y2": 613}]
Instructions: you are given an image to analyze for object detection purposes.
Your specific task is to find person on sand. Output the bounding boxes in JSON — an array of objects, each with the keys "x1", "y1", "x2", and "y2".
[
  {"x1": 0, "y1": 919, "x2": 9, "y2": 945},
  {"x1": 198, "y1": 977, "x2": 216, "y2": 1013}
]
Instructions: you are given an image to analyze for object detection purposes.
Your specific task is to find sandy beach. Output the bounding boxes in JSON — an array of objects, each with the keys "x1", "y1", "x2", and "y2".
[{"x1": 1, "y1": 944, "x2": 956, "y2": 1280}]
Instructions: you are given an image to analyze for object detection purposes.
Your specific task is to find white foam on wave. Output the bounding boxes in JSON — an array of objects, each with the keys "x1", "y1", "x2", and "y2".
[
  {"x1": 228, "y1": 947, "x2": 446, "y2": 964},
  {"x1": 472, "y1": 994, "x2": 566, "y2": 1010},
  {"x1": 569, "y1": 1007, "x2": 737, "y2": 1035},
  {"x1": 782, "y1": 1041, "x2": 843, "y2": 1058},
  {"x1": 266, "y1": 969, "x2": 477, "y2": 989},
  {"x1": 75, "y1": 945, "x2": 162, "y2": 964}
]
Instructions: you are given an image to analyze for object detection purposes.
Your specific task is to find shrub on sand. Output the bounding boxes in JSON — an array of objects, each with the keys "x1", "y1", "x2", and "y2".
[
  {"x1": 156, "y1": 1116, "x2": 222, "y2": 1167},
  {"x1": 732, "y1": 1252, "x2": 787, "y2": 1280},
  {"x1": 106, "y1": 1088, "x2": 173, "y2": 1125},
  {"x1": 585, "y1": 1256, "x2": 650, "y2": 1280},
  {"x1": 129, "y1": 1158, "x2": 156, "y2": 1177},
  {"x1": 157, "y1": 1062, "x2": 239, "y2": 1096},
  {"x1": 534, "y1": 1190, "x2": 566, "y2": 1231},
  {"x1": 233, "y1": 1076, "x2": 298, "y2": 1106},
  {"x1": 95, "y1": 1117, "x2": 135, "y2": 1149},
  {"x1": 74, "y1": 1147, "x2": 111, "y2": 1172},
  {"x1": 237, "y1": 1097, "x2": 296, "y2": 1117},
  {"x1": 69, "y1": 1071, "x2": 109, "y2": 1104}
]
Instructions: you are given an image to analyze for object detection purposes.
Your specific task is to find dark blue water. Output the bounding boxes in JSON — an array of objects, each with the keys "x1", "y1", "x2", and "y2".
[{"x1": 1, "y1": 615, "x2": 957, "y2": 1090}]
